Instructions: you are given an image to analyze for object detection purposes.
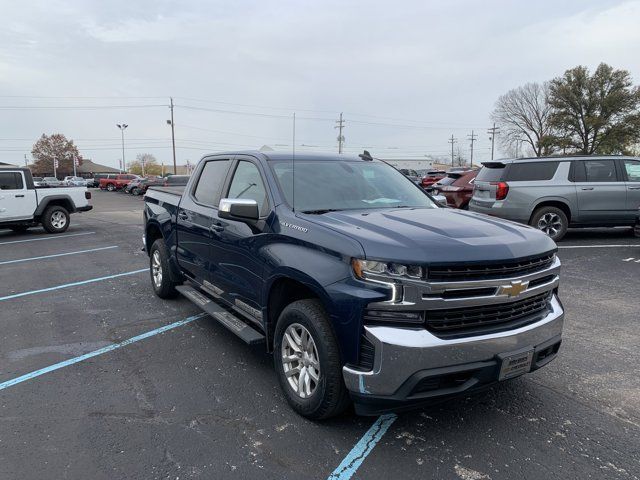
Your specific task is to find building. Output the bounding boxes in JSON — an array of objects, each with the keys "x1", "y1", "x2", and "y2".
[
  {"x1": 76, "y1": 159, "x2": 120, "y2": 175},
  {"x1": 0, "y1": 161, "x2": 18, "y2": 167}
]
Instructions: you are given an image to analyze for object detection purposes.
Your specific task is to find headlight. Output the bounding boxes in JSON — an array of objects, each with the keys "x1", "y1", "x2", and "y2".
[{"x1": 352, "y1": 259, "x2": 424, "y2": 280}]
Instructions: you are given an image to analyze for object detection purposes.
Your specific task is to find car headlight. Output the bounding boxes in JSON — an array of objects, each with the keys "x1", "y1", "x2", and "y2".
[{"x1": 352, "y1": 259, "x2": 424, "y2": 280}]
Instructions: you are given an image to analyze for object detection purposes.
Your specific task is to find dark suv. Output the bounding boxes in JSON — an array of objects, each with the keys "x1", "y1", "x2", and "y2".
[{"x1": 470, "y1": 156, "x2": 640, "y2": 241}]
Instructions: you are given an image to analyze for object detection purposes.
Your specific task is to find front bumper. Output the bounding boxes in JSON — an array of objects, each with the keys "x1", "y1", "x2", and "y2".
[{"x1": 343, "y1": 294, "x2": 564, "y2": 415}]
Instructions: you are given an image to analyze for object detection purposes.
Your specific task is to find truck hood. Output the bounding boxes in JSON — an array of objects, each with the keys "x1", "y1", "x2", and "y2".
[{"x1": 303, "y1": 208, "x2": 556, "y2": 264}]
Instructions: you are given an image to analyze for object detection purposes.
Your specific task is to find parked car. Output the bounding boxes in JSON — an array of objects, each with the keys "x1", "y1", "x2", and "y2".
[
  {"x1": 32, "y1": 177, "x2": 45, "y2": 187},
  {"x1": 398, "y1": 168, "x2": 421, "y2": 185},
  {"x1": 40, "y1": 177, "x2": 64, "y2": 187},
  {"x1": 124, "y1": 178, "x2": 144, "y2": 194},
  {"x1": 0, "y1": 167, "x2": 92, "y2": 233},
  {"x1": 420, "y1": 170, "x2": 446, "y2": 188},
  {"x1": 99, "y1": 174, "x2": 139, "y2": 191},
  {"x1": 470, "y1": 156, "x2": 640, "y2": 241},
  {"x1": 86, "y1": 173, "x2": 112, "y2": 188},
  {"x1": 143, "y1": 151, "x2": 563, "y2": 419},
  {"x1": 431, "y1": 170, "x2": 478, "y2": 209},
  {"x1": 135, "y1": 177, "x2": 164, "y2": 195},
  {"x1": 63, "y1": 176, "x2": 89, "y2": 187},
  {"x1": 162, "y1": 175, "x2": 190, "y2": 186}
]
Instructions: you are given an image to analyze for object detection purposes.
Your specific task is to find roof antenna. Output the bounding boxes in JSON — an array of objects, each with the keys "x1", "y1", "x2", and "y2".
[
  {"x1": 359, "y1": 150, "x2": 373, "y2": 161},
  {"x1": 292, "y1": 112, "x2": 296, "y2": 213}
]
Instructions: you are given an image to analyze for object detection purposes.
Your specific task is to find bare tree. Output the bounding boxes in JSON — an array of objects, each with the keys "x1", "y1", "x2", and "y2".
[{"x1": 491, "y1": 82, "x2": 555, "y2": 157}]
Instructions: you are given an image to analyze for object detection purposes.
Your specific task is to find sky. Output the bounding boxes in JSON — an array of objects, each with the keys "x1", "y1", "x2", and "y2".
[{"x1": 1, "y1": 0, "x2": 639, "y2": 169}]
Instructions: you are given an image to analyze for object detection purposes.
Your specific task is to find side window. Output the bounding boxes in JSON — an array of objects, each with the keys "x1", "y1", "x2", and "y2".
[
  {"x1": 623, "y1": 159, "x2": 640, "y2": 182},
  {"x1": 583, "y1": 160, "x2": 619, "y2": 182},
  {"x1": 0, "y1": 172, "x2": 23, "y2": 190},
  {"x1": 505, "y1": 162, "x2": 559, "y2": 181},
  {"x1": 227, "y1": 161, "x2": 268, "y2": 214},
  {"x1": 193, "y1": 159, "x2": 231, "y2": 206}
]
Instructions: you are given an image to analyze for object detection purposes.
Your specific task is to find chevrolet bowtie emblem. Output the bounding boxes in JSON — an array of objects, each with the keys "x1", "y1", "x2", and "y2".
[{"x1": 499, "y1": 280, "x2": 529, "y2": 297}]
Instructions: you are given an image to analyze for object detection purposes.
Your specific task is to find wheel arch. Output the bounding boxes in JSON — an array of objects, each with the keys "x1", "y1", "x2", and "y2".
[
  {"x1": 530, "y1": 198, "x2": 573, "y2": 224},
  {"x1": 35, "y1": 196, "x2": 76, "y2": 217}
]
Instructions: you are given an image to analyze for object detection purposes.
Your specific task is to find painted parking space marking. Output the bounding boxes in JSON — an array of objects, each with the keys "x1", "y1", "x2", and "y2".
[
  {"x1": 0, "y1": 268, "x2": 148, "y2": 302},
  {"x1": 0, "y1": 245, "x2": 118, "y2": 266},
  {"x1": 0, "y1": 231, "x2": 96, "y2": 246},
  {"x1": 558, "y1": 244, "x2": 640, "y2": 249},
  {"x1": 327, "y1": 414, "x2": 397, "y2": 480},
  {"x1": 0, "y1": 313, "x2": 207, "y2": 392}
]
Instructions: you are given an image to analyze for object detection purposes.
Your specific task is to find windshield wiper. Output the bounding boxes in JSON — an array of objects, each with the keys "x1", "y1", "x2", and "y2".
[{"x1": 300, "y1": 209, "x2": 344, "y2": 215}]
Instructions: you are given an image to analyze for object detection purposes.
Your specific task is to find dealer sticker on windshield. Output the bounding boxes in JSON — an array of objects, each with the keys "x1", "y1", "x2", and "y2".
[{"x1": 498, "y1": 349, "x2": 534, "y2": 381}]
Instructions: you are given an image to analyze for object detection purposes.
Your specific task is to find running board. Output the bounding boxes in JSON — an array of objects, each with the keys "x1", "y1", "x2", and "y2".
[{"x1": 176, "y1": 284, "x2": 265, "y2": 345}]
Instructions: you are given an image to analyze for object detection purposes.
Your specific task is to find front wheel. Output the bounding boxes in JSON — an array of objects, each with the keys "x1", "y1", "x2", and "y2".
[
  {"x1": 42, "y1": 206, "x2": 70, "y2": 233},
  {"x1": 274, "y1": 299, "x2": 350, "y2": 420},
  {"x1": 106, "y1": 183, "x2": 116, "y2": 192},
  {"x1": 149, "y1": 239, "x2": 179, "y2": 298},
  {"x1": 529, "y1": 206, "x2": 568, "y2": 241}
]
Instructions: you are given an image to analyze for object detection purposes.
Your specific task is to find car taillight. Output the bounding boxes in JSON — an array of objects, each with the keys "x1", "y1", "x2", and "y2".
[
  {"x1": 85, "y1": 191, "x2": 92, "y2": 200},
  {"x1": 491, "y1": 181, "x2": 509, "y2": 200}
]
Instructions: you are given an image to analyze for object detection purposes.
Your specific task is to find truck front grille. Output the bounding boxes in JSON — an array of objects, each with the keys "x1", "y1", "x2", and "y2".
[
  {"x1": 428, "y1": 253, "x2": 555, "y2": 281},
  {"x1": 425, "y1": 291, "x2": 552, "y2": 339}
]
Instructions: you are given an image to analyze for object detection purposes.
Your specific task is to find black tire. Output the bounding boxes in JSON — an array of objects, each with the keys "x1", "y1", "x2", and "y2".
[
  {"x1": 273, "y1": 299, "x2": 350, "y2": 420},
  {"x1": 10, "y1": 225, "x2": 29, "y2": 233},
  {"x1": 41, "y1": 206, "x2": 70, "y2": 233},
  {"x1": 149, "y1": 239, "x2": 179, "y2": 298},
  {"x1": 132, "y1": 187, "x2": 141, "y2": 196},
  {"x1": 106, "y1": 183, "x2": 116, "y2": 192},
  {"x1": 529, "y1": 206, "x2": 568, "y2": 241}
]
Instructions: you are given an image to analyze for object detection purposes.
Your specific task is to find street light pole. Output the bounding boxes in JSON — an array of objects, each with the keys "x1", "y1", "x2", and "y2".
[
  {"x1": 117, "y1": 123, "x2": 128, "y2": 173},
  {"x1": 168, "y1": 97, "x2": 177, "y2": 175}
]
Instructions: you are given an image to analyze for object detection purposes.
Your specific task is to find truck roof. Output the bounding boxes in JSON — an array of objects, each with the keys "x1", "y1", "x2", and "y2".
[
  {"x1": 209, "y1": 150, "x2": 373, "y2": 162},
  {"x1": 484, "y1": 155, "x2": 640, "y2": 167}
]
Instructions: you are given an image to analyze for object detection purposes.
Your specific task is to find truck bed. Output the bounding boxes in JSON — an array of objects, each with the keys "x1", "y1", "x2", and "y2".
[{"x1": 147, "y1": 186, "x2": 186, "y2": 196}]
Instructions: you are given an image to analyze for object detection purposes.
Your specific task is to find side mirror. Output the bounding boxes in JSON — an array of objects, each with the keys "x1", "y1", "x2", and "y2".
[{"x1": 218, "y1": 198, "x2": 259, "y2": 221}]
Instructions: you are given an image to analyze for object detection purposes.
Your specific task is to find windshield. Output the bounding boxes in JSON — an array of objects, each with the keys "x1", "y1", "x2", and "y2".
[{"x1": 271, "y1": 160, "x2": 437, "y2": 212}]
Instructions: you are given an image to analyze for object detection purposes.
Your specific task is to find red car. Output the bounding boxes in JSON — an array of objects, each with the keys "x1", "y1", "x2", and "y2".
[
  {"x1": 420, "y1": 170, "x2": 446, "y2": 188},
  {"x1": 99, "y1": 174, "x2": 139, "y2": 191},
  {"x1": 430, "y1": 170, "x2": 478, "y2": 209}
]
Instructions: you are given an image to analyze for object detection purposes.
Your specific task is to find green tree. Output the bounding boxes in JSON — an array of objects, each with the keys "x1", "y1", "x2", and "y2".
[
  {"x1": 128, "y1": 153, "x2": 162, "y2": 176},
  {"x1": 548, "y1": 63, "x2": 640, "y2": 154},
  {"x1": 31, "y1": 134, "x2": 83, "y2": 177}
]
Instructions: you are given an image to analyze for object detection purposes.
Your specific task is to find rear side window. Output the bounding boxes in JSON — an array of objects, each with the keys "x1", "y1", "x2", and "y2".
[
  {"x1": 583, "y1": 160, "x2": 618, "y2": 182},
  {"x1": 193, "y1": 160, "x2": 231, "y2": 206},
  {"x1": 476, "y1": 166, "x2": 505, "y2": 182},
  {"x1": 0, "y1": 172, "x2": 24, "y2": 190},
  {"x1": 623, "y1": 159, "x2": 640, "y2": 181},
  {"x1": 505, "y1": 162, "x2": 559, "y2": 181}
]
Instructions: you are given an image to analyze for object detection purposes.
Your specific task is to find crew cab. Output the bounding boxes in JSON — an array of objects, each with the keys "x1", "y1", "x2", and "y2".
[
  {"x1": 0, "y1": 167, "x2": 92, "y2": 233},
  {"x1": 99, "y1": 174, "x2": 139, "y2": 191},
  {"x1": 143, "y1": 151, "x2": 564, "y2": 419}
]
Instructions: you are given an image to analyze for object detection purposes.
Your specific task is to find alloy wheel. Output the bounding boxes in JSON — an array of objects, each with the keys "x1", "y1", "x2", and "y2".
[
  {"x1": 151, "y1": 250, "x2": 163, "y2": 288},
  {"x1": 51, "y1": 211, "x2": 67, "y2": 229},
  {"x1": 281, "y1": 323, "x2": 320, "y2": 399},
  {"x1": 537, "y1": 212, "x2": 563, "y2": 236}
]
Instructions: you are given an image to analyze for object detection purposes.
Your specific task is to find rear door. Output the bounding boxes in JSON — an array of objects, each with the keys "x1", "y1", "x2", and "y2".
[
  {"x1": 573, "y1": 159, "x2": 627, "y2": 223},
  {"x1": 621, "y1": 158, "x2": 640, "y2": 220},
  {"x1": 209, "y1": 155, "x2": 271, "y2": 324},
  {"x1": 175, "y1": 157, "x2": 232, "y2": 283},
  {"x1": 0, "y1": 171, "x2": 36, "y2": 221}
]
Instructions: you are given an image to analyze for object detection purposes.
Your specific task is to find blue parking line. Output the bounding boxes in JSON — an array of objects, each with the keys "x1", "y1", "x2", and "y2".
[
  {"x1": 0, "y1": 268, "x2": 149, "y2": 302},
  {"x1": 0, "y1": 245, "x2": 118, "y2": 266},
  {"x1": 0, "y1": 313, "x2": 207, "y2": 391},
  {"x1": 328, "y1": 414, "x2": 397, "y2": 479},
  {"x1": 0, "y1": 231, "x2": 95, "y2": 246}
]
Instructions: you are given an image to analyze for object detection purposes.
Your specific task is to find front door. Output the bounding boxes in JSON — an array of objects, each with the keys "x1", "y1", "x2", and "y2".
[
  {"x1": 573, "y1": 159, "x2": 627, "y2": 224},
  {"x1": 0, "y1": 172, "x2": 36, "y2": 221},
  {"x1": 175, "y1": 158, "x2": 231, "y2": 283},
  {"x1": 211, "y1": 157, "x2": 271, "y2": 324},
  {"x1": 621, "y1": 158, "x2": 640, "y2": 221}
]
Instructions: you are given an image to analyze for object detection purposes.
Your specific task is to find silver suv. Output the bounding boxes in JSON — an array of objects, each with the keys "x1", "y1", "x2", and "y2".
[{"x1": 469, "y1": 156, "x2": 640, "y2": 241}]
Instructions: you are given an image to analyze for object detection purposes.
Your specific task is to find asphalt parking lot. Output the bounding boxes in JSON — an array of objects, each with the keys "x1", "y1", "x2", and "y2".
[{"x1": 1, "y1": 189, "x2": 639, "y2": 480}]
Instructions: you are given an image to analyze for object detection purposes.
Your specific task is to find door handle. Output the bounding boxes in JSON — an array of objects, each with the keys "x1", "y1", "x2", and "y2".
[
  {"x1": 15, "y1": 194, "x2": 25, "y2": 198},
  {"x1": 177, "y1": 211, "x2": 189, "y2": 220},
  {"x1": 210, "y1": 224, "x2": 225, "y2": 232},
  {"x1": 581, "y1": 187, "x2": 594, "y2": 190},
  {"x1": 628, "y1": 186, "x2": 640, "y2": 190}
]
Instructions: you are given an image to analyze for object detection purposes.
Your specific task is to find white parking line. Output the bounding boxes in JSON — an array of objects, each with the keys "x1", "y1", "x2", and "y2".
[
  {"x1": 0, "y1": 246, "x2": 118, "y2": 266},
  {"x1": 558, "y1": 244, "x2": 640, "y2": 249},
  {"x1": 0, "y1": 231, "x2": 96, "y2": 246}
]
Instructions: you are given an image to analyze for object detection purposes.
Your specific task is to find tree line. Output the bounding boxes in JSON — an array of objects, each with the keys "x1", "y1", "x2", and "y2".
[{"x1": 492, "y1": 63, "x2": 640, "y2": 158}]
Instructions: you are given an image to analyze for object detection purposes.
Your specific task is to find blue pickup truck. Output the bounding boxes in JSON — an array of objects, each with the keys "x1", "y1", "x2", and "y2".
[{"x1": 143, "y1": 151, "x2": 564, "y2": 419}]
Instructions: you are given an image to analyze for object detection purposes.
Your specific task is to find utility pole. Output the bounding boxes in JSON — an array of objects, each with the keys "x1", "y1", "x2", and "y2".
[
  {"x1": 72, "y1": 153, "x2": 77, "y2": 177},
  {"x1": 117, "y1": 123, "x2": 128, "y2": 173},
  {"x1": 24, "y1": 154, "x2": 28, "y2": 167},
  {"x1": 467, "y1": 130, "x2": 477, "y2": 168},
  {"x1": 168, "y1": 97, "x2": 177, "y2": 174},
  {"x1": 335, "y1": 113, "x2": 345, "y2": 154},
  {"x1": 448, "y1": 135, "x2": 457, "y2": 167},
  {"x1": 487, "y1": 123, "x2": 500, "y2": 161}
]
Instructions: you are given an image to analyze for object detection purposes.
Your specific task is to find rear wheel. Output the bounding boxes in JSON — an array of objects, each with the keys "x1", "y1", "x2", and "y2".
[
  {"x1": 274, "y1": 299, "x2": 350, "y2": 420},
  {"x1": 106, "y1": 183, "x2": 116, "y2": 192},
  {"x1": 149, "y1": 239, "x2": 179, "y2": 298},
  {"x1": 529, "y1": 206, "x2": 568, "y2": 241},
  {"x1": 42, "y1": 206, "x2": 70, "y2": 233}
]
